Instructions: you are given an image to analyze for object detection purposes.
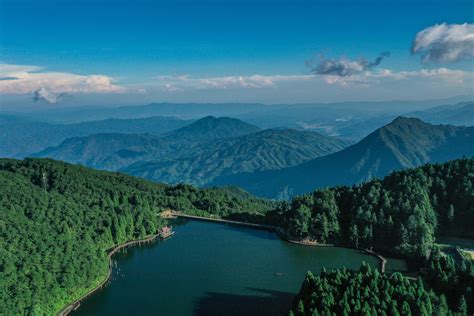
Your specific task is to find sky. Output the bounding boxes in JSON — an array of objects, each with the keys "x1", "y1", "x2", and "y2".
[{"x1": 0, "y1": 0, "x2": 473, "y2": 107}]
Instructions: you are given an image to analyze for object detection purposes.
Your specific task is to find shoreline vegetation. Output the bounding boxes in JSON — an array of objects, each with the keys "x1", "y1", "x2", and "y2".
[
  {"x1": 0, "y1": 158, "x2": 275, "y2": 315},
  {"x1": 56, "y1": 214, "x2": 392, "y2": 316},
  {"x1": 3, "y1": 158, "x2": 473, "y2": 314},
  {"x1": 57, "y1": 233, "x2": 162, "y2": 316}
]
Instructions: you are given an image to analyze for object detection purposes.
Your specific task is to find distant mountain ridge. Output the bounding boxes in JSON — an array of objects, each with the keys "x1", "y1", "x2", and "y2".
[
  {"x1": 35, "y1": 116, "x2": 350, "y2": 184},
  {"x1": 0, "y1": 115, "x2": 191, "y2": 158},
  {"x1": 410, "y1": 101, "x2": 474, "y2": 127},
  {"x1": 212, "y1": 117, "x2": 474, "y2": 198}
]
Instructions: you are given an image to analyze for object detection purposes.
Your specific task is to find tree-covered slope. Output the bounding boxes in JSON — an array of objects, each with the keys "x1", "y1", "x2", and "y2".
[
  {"x1": 272, "y1": 158, "x2": 474, "y2": 259},
  {"x1": 216, "y1": 117, "x2": 474, "y2": 198},
  {"x1": 36, "y1": 117, "x2": 349, "y2": 186},
  {"x1": 161, "y1": 115, "x2": 261, "y2": 142},
  {"x1": 122, "y1": 129, "x2": 350, "y2": 186},
  {"x1": 0, "y1": 115, "x2": 190, "y2": 158},
  {"x1": 35, "y1": 133, "x2": 172, "y2": 171},
  {"x1": 34, "y1": 116, "x2": 261, "y2": 171},
  {"x1": 0, "y1": 158, "x2": 273, "y2": 315},
  {"x1": 290, "y1": 257, "x2": 473, "y2": 316}
]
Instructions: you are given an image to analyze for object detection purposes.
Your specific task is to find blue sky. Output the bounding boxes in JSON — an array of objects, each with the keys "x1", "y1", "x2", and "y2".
[{"x1": 0, "y1": 0, "x2": 473, "y2": 106}]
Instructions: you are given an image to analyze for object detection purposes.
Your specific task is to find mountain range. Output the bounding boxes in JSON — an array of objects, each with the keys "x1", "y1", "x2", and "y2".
[
  {"x1": 2, "y1": 100, "x2": 472, "y2": 159},
  {"x1": 0, "y1": 115, "x2": 191, "y2": 158},
  {"x1": 211, "y1": 117, "x2": 474, "y2": 198},
  {"x1": 122, "y1": 128, "x2": 350, "y2": 186},
  {"x1": 34, "y1": 116, "x2": 350, "y2": 185}
]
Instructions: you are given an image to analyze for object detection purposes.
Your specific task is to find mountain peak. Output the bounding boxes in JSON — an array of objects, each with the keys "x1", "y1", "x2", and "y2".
[
  {"x1": 164, "y1": 116, "x2": 260, "y2": 141},
  {"x1": 388, "y1": 116, "x2": 425, "y2": 126}
]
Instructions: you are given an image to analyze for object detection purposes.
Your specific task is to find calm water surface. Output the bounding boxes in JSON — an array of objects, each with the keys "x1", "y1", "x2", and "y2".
[{"x1": 73, "y1": 220, "x2": 406, "y2": 316}]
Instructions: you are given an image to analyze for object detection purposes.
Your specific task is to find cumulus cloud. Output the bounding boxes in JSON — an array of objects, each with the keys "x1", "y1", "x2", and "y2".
[
  {"x1": 0, "y1": 63, "x2": 125, "y2": 103},
  {"x1": 153, "y1": 74, "x2": 312, "y2": 91},
  {"x1": 307, "y1": 52, "x2": 391, "y2": 77},
  {"x1": 411, "y1": 23, "x2": 474, "y2": 63},
  {"x1": 33, "y1": 88, "x2": 64, "y2": 104}
]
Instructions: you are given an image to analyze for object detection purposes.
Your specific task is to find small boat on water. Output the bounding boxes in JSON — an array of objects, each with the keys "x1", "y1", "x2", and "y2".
[{"x1": 158, "y1": 226, "x2": 175, "y2": 239}]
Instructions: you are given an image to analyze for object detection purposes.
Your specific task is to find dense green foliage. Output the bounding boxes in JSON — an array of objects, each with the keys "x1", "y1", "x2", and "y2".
[
  {"x1": 286, "y1": 158, "x2": 474, "y2": 316},
  {"x1": 421, "y1": 247, "x2": 474, "y2": 313},
  {"x1": 273, "y1": 158, "x2": 474, "y2": 259},
  {"x1": 219, "y1": 117, "x2": 474, "y2": 198},
  {"x1": 36, "y1": 116, "x2": 348, "y2": 185},
  {"x1": 0, "y1": 158, "x2": 273, "y2": 315},
  {"x1": 0, "y1": 115, "x2": 190, "y2": 158},
  {"x1": 124, "y1": 128, "x2": 349, "y2": 186},
  {"x1": 290, "y1": 262, "x2": 469, "y2": 316}
]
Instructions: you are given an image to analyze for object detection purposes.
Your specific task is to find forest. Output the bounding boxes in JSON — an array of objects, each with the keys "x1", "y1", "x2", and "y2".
[
  {"x1": 0, "y1": 158, "x2": 273, "y2": 315},
  {"x1": 286, "y1": 158, "x2": 474, "y2": 315},
  {"x1": 2, "y1": 157, "x2": 473, "y2": 315},
  {"x1": 274, "y1": 157, "x2": 474, "y2": 259},
  {"x1": 290, "y1": 253, "x2": 473, "y2": 315}
]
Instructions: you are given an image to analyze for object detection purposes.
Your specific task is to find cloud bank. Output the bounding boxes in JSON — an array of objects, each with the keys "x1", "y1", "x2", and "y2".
[
  {"x1": 321, "y1": 67, "x2": 472, "y2": 86},
  {"x1": 0, "y1": 63, "x2": 125, "y2": 103},
  {"x1": 153, "y1": 74, "x2": 312, "y2": 92},
  {"x1": 307, "y1": 52, "x2": 390, "y2": 77},
  {"x1": 411, "y1": 23, "x2": 474, "y2": 63}
]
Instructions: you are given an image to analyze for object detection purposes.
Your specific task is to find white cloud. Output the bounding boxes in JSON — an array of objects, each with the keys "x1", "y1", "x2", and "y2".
[
  {"x1": 152, "y1": 74, "x2": 312, "y2": 91},
  {"x1": 321, "y1": 68, "x2": 473, "y2": 87},
  {"x1": 0, "y1": 63, "x2": 125, "y2": 101},
  {"x1": 411, "y1": 23, "x2": 474, "y2": 63}
]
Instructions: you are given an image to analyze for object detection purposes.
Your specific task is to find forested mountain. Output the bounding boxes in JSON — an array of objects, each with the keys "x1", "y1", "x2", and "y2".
[
  {"x1": 36, "y1": 133, "x2": 172, "y2": 171},
  {"x1": 122, "y1": 129, "x2": 350, "y2": 186},
  {"x1": 33, "y1": 116, "x2": 260, "y2": 171},
  {"x1": 269, "y1": 158, "x2": 473, "y2": 258},
  {"x1": 215, "y1": 117, "x2": 474, "y2": 198},
  {"x1": 161, "y1": 115, "x2": 261, "y2": 142},
  {"x1": 0, "y1": 115, "x2": 191, "y2": 158},
  {"x1": 282, "y1": 158, "x2": 474, "y2": 314},
  {"x1": 35, "y1": 117, "x2": 349, "y2": 184},
  {"x1": 0, "y1": 158, "x2": 273, "y2": 315},
  {"x1": 3, "y1": 100, "x2": 472, "y2": 158}
]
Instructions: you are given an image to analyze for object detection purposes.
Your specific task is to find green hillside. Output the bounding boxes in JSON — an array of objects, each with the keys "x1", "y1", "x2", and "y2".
[
  {"x1": 122, "y1": 129, "x2": 350, "y2": 186},
  {"x1": 0, "y1": 158, "x2": 273, "y2": 315},
  {"x1": 272, "y1": 158, "x2": 474, "y2": 258},
  {"x1": 217, "y1": 117, "x2": 474, "y2": 198},
  {"x1": 36, "y1": 117, "x2": 349, "y2": 185}
]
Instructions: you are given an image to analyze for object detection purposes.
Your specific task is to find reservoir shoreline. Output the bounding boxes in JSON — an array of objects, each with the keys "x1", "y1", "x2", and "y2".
[
  {"x1": 57, "y1": 215, "x2": 391, "y2": 316},
  {"x1": 57, "y1": 233, "x2": 162, "y2": 316}
]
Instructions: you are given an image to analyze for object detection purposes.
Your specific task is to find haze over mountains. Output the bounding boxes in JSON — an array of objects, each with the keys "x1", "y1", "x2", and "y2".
[
  {"x1": 214, "y1": 117, "x2": 474, "y2": 198},
  {"x1": 0, "y1": 115, "x2": 191, "y2": 158},
  {"x1": 1, "y1": 99, "x2": 473, "y2": 199},
  {"x1": 2, "y1": 99, "x2": 472, "y2": 159},
  {"x1": 35, "y1": 116, "x2": 350, "y2": 184}
]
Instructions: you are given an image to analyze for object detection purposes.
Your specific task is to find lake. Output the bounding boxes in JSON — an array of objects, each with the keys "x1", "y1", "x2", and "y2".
[{"x1": 73, "y1": 220, "x2": 407, "y2": 315}]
